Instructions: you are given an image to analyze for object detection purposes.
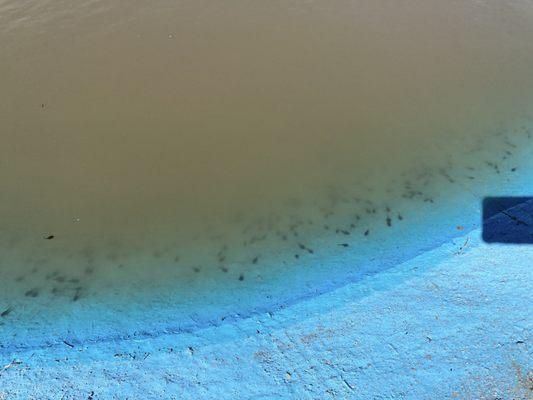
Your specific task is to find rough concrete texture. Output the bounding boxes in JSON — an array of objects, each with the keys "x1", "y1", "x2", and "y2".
[{"x1": 1, "y1": 223, "x2": 531, "y2": 399}]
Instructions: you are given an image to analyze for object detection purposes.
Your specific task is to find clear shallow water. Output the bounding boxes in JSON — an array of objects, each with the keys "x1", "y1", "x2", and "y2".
[{"x1": 1, "y1": 0, "x2": 533, "y2": 347}]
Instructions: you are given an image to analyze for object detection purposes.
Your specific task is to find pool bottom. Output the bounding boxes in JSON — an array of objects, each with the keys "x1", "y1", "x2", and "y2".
[{"x1": 1, "y1": 214, "x2": 531, "y2": 399}]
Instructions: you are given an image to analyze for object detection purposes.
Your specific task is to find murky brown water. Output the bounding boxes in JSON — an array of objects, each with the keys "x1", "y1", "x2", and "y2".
[{"x1": 1, "y1": 0, "x2": 533, "y2": 311}]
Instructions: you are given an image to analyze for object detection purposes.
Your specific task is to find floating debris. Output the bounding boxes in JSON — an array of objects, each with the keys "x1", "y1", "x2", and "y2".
[
  {"x1": 25, "y1": 288, "x2": 39, "y2": 297},
  {"x1": 1, "y1": 307, "x2": 12, "y2": 317}
]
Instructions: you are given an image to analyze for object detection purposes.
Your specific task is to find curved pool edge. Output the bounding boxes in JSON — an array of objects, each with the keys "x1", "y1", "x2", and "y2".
[{"x1": 1, "y1": 216, "x2": 531, "y2": 399}]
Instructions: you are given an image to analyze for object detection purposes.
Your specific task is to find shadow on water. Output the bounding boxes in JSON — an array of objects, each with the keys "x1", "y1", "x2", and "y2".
[{"x1": 482, "y1": 197, "x2": 533, "y2": 244}]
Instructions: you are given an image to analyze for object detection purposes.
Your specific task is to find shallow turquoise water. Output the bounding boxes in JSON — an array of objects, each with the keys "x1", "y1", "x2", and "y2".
[{"x1": 1, "y1": 115, "x2": 532, "y2": 352}]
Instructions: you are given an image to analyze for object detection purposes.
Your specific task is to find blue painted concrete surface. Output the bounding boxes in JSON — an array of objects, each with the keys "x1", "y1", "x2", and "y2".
[{"x1": 1, "y1": 219, "x2": 531, "y2": 399}]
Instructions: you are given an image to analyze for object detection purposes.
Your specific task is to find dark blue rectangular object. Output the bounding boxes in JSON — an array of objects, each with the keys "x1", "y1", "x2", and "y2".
[{"x1": 482, "y1": 197, "x2": 533, "y2": 244}]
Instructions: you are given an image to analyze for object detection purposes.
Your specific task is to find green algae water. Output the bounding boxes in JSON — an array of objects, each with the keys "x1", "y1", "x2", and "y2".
[{"x1": 1, "y1": 0, "x2": 533, "y2": 345}]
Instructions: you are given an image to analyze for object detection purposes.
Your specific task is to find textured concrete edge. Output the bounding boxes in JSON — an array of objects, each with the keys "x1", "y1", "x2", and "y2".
[{"x1": 1, "y1": 224, "x2": 532, "y2": 399}]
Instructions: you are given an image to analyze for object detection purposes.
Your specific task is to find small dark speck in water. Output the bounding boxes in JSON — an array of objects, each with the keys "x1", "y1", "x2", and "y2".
[
  {"x1": 73, "y1": 287, "x2": 83, "y2": 301},
  {"x1": 1, "y1": 307, "x2": 12, "y2": 317},
  {"x1": 44, "y1": 235, "x2": 55, "y2": 240},
  {"x1": 364, "y1": 230, "x2": 370, "y2": 236},
  {"x1": 25, "y1": 288, "x2": 39, "y2": 297},
  {"x1": 238, "y1": 274, "x2": 244, "y2": 281}
]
